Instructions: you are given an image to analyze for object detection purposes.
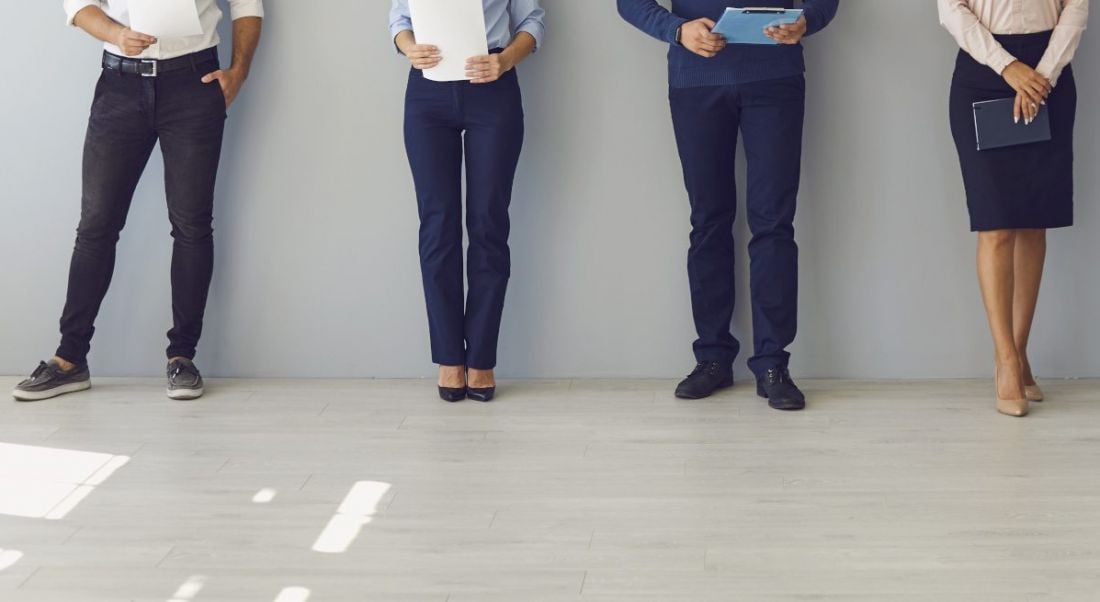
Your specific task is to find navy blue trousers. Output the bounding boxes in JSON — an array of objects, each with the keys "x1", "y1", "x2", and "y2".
[
  {"x1": 669, "y1": 75, "x2": 805, "y2": 378},
  {"x1": 403, "y1": 67, "x2": 524, "y2": 370}
]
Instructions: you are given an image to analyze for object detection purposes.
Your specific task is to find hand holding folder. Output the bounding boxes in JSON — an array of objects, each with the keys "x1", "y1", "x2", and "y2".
[{"x1": 712, "y1": 7, "x2": 804, "y2": 45}]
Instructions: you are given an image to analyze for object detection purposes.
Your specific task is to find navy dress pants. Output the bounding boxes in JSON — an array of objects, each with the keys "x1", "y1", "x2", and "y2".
[
  {"x1": 403, "y1": 67, "x2": 524, "y2": 370},
  {"x1": 669, "y1": 75, "x2": 805, "y2": 378}
]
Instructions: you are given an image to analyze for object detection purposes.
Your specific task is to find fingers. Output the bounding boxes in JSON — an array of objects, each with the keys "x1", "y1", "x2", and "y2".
[
  {"x1": 773, "y1": 31, "x2": 800, "y2": 44},
  {"x1": 466, "y1": 56, "x2": 501, "y2": 82},
  {"x1": 201, "y1": 70, "x2": 222, "y2": 84},
  {"x1": 407, "y1": 45, "x2": 442, "y2": 70},
  {"x1": 118, "y1": 27, "x2": 156, "y2": 56},
  {"x1": 688, "y1": 33, "x2": 726, "y2": 56},
  {"x1": 765, "y1": 22, "x2": 805, "y2": 44},
  {"x1": 699, "y1": 18, "x2": 717, "y2": 30},
  {"x1": 412, "y1": 57, "x2": 442, "y2": 70},
  {"x1": 696, "y1": 35, "x2": 726, "y2": 53},
  {"x1": 127, "y1": 30, "x2": 157, "y2": 44},
  {"x1": 1015, "y1": 93, "x2": 1039, "y2": 124},
  {"x1": 406, "y1": 45, "x2": 439, "y2": 59}
]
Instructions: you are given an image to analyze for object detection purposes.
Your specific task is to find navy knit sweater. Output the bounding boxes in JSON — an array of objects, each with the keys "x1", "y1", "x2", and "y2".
[{"x1": 618, "y1": 0, "x2": 839, "y2": 88}]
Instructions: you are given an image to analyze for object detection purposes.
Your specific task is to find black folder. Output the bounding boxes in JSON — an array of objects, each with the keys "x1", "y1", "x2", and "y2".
[{"x1": 973, "y1": 97, "x2": 1051, "y2": 151}]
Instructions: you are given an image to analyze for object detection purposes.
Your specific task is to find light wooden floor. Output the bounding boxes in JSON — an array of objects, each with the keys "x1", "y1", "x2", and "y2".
[{"x1": 0, "y1": 377, "x2": 1098, "y2": 601}]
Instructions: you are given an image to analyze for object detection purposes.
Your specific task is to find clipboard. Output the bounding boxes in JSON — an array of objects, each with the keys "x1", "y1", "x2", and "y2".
[
  {"x1": 712, "y1": 7, "x2": 803, "y2": 45},
  {"x1": 972, "y1": 98, "x2": 1051, "y2": 151}
]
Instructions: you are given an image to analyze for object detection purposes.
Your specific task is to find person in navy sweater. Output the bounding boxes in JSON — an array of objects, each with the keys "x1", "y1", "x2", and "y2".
[{"x1": 618, "y1": 1, "x2": 838, "y2": 410}]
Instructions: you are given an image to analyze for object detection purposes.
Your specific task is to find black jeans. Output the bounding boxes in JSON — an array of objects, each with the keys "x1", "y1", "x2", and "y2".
[{"x1": 56, "y1": 52, "x2": 227, "y2": 364}]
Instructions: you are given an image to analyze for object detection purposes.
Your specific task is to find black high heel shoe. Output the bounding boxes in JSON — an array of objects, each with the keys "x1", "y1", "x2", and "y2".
[
  {"x1": 438, "y1": 386, "x2": 467, "y2": 402},
  {"x1": 467, "y1": 386, "x2": 495, "y2": 402}
]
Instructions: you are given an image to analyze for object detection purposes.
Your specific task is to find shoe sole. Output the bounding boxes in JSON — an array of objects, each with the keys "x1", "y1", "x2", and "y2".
[
  {"x1": 675, "y1": 379, "x2": 734, "y2": 400},
  {"x1": 167, "y1": 387, "x2": 204, "y2": 401},
  {"x1": 12, "y1": 380, "x2": 92, "y2": 402}
]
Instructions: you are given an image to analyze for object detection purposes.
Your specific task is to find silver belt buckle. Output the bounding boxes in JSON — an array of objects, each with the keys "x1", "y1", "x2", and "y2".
[{"x1": 140, "y1": 59, "x2": 158, "y2": 77}]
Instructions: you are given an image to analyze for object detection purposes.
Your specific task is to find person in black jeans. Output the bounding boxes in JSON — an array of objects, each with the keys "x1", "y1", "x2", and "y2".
[
  {"x1": 618, "y1": 0, "x2": 838, "y2": 410},
  {"x1": 12, "y1": 1, "x2": 263, "y2": 402}
]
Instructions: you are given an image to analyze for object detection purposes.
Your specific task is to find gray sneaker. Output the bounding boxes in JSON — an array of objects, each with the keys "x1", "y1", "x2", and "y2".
[
  {"x1": 167, "y1": 358, "x2": 204, "y2": 400},
  {"x1": 12, "y1": 360, "x2": 92, "y2": 402}
]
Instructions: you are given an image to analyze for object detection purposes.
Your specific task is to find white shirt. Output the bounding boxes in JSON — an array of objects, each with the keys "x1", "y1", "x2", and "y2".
[
  {"x1": 63, "y1": 0, "x2": 264, "y2": 61},
  {"x1": 938, "y1": 0, "x2": 1088, "y2": 84}
]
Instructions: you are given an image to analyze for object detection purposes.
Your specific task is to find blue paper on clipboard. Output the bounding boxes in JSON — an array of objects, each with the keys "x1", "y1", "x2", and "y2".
[{"x1": 712, "y1": 7, "x2": 803, "y2": 45}]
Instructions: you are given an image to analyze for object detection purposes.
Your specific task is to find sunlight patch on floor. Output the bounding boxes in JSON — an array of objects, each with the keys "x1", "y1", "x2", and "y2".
[
  {"x1": 0, "y1": 443, "x2": 129, "y2": 520},
  {"x1": 311, "y1": 481, "x2": 391, "y2": 554}
]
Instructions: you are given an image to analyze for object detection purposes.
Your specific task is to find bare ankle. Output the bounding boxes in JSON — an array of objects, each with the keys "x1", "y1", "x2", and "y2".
[
  {"x1": 468, "y1": 368, "x2": 495, "y2": 388},
  {"x1": 438, "y1": 365, "x2": 466, "y2": 388},
  {"x1": 52, "y1": 356, "x2": 76, "y2": 372}
]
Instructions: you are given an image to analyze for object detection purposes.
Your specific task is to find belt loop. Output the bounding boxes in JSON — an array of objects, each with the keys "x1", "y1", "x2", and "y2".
[{"x1": 189, "y1": 51, "x2": 197, "y2": 72}]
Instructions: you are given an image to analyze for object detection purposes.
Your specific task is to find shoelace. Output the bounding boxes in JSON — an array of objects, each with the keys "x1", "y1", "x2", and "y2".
[
  {"x1": 688, "y1": 361, "x2": 722, "y2": 378},
  {"x1": 169, "y1": 361, "x2": 199, "y2": 380},
  {"x1": 28, "y1": 361, "x2": 50, "y2": 383},
  {"x1": 765, "y1": 367, "x2": 792, "y2": 385}
]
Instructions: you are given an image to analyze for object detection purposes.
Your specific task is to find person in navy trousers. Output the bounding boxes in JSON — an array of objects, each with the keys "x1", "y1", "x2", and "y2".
[
  {"x1": 389, "y1": 0, "x2": 545, "y2": 403},
  {"x1": 618, "y1": 1, "x2": 838, "y2": 410}
]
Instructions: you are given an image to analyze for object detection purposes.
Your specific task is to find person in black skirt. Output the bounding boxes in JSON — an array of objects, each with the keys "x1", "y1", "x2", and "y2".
[{"x1": 939, "y1": 0, "x2": 1089, "y2": 417}]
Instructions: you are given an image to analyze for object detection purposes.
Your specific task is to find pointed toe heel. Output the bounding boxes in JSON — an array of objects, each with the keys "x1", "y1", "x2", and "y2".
[
  {"x1": 996, "y1": 397, "x2": 1029, "y2": 417},
  {"x1": 438, "y1": 387, "x2": 467, "y2": 402},
  {"x1": 467, "y1": 387, "x2": 496, "y2": 402}
]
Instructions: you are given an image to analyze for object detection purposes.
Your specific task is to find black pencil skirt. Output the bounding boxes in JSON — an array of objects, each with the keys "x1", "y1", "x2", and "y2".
[{"x1": 949, "y1": 30, "x2": 1077, "y2": 232}]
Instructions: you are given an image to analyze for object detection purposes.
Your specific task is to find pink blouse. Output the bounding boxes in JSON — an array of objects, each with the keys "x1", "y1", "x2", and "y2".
[{"x1": 938, "y1": 0, "x2": 1089, "y2": 85}]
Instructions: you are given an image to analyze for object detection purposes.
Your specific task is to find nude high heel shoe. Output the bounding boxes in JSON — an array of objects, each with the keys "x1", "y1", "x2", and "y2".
[
  {"x1": 1024, "y1": 383, "x2": 1045, "y2": 403},
  {"x1": 994, "y1": 366, "x2": 1029, "y2": 418}
]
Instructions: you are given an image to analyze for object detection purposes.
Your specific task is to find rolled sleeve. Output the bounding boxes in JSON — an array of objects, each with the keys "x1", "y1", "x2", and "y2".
[
  {"x1": 228, "y1": 0, "x2": 264, "y2": 20},
  {"x1": 389, "y1": 0, "x2": 413, "y2": 51},
  {"x1": 63, "y1": 0, "x2": 102, "y2": 26},
  {"x1": 512, "y1": 1, "x2": 546, "y2": 50}
]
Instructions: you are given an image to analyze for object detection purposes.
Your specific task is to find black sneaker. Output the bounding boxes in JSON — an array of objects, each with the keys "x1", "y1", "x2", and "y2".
[
  {"x1": 12, "y1": 360, "x2": 91, "y2": 402},
  {"x1": 167, "y1": 358, "x2": 204, "y2": 400},
  {"x1": 756, "y1": 367, "x2": 806, "y2": 411},
  {"x1": 675, "y1": 361, "x2": 734, "y2": 400}
]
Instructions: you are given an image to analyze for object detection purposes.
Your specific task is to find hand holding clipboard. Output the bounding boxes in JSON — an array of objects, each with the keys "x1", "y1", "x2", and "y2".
[{"x1": 712, "y1": 7, "x2": 807, "y2": 46}]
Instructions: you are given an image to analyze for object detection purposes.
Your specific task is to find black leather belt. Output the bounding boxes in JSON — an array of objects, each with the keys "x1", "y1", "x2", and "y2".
[{"x1": 102, "y1": 47, "x2": 218, "y2": 78}]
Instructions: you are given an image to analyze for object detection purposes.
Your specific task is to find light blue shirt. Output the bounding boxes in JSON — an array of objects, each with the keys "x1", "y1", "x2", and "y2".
[{"x1": 389, "y1": 0, "x2": 546, "y2": 52}]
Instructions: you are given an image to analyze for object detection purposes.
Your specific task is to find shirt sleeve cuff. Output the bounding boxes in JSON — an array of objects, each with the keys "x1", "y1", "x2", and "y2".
[
  {"x1": 666, "y1": 16, "x2": 688, "y2": 45},
  {"x1": 988, "y1": 48, "x2": 1017, "y2": 75},
  {"x1": 63, "y1": 0, "x2": 100, "y2": 26},
  {"x1": 516, "y1": 21, "x2": 546, "y2": 51},
  {"x1": 1035, "y1": 59, "x2": 1062, "y2": 87},
  {"x1": 229, "y1": 0, "x2": 264, "y2": 21}
]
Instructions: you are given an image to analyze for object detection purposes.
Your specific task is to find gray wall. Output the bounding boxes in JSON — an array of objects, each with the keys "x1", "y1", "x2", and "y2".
[{"x1": 2, "y1": 1, "x2": 1098, "y2": 379}]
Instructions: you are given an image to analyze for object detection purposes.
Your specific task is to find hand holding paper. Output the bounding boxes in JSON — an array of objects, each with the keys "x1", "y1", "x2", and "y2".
[
  {"x1": 408, "y1": 0, "x2": 489, "y2": 82},
  {"x1": 128, "y1": 0, "x2": 203, "y2": 39}
]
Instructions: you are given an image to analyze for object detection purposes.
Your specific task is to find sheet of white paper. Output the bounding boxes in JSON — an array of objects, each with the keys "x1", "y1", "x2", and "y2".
[
  {"x1": 408, "y1": 0, "x2": 489, "y2": 82},
  {"x1": 128, "y1": 0, "x2": 204, "y2": 39}
]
